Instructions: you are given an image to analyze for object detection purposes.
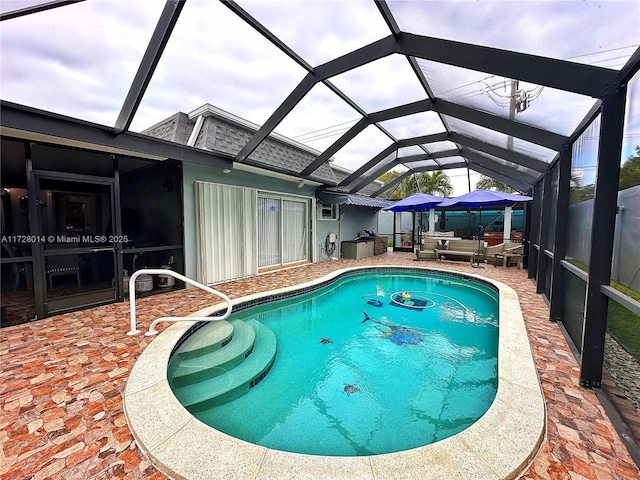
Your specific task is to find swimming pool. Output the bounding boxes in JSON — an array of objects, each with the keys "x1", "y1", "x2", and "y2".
[
  {"x1": 167, "y1": 271, "x2": 499, "y2": 456},
  {"x1": 124, "y1": 266, "x2": 545, "y2": 480}
]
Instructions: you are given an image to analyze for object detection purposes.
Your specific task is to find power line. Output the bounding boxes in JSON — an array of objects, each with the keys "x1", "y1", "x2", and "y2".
[
  {"x1": 294, "y1": 126, "x2": 353, "y2": 143},
  {"x1": 292, "y1": 118, "x2": 359, "y2": 140},
  {"x1": 289, "y1": 46, "x2": 637, "y2": 148},
  {"x1": 566, "y1": 45, "x2": 637, "y2": 60}
]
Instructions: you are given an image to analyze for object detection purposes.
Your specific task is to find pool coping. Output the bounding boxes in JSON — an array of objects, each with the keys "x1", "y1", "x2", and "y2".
[{"x1": 123, "y1": 265, "x2": 546, "y2": 480}]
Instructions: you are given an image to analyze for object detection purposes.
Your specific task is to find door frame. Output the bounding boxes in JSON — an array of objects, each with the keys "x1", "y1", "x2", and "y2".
[{"x1": 31, "y1": 170, "x2": 123, "y2": 316}]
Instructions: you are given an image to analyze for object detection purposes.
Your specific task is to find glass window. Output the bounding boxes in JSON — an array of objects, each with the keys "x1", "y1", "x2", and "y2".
[
  {"x1": 258, "y1": 195, "x2": 309, "y2": 268},
  {"x1": 258, "y1": 197, "x2": 281, "y2": 268},
  {"x1": 282, "y1": 199, "x2": 308, "y2": 264}
]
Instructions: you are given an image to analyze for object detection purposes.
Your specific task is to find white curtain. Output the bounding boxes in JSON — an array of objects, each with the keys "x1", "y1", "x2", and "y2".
[
  {"x1": 195, "y1": 182, "x2": 257, "y2": 284},
  {"x1": 258, "y1": 196, "x2": 281, "y2": 268},
  {"x1": 282, "y1": 199, "x2": 307, "y2": 263}
]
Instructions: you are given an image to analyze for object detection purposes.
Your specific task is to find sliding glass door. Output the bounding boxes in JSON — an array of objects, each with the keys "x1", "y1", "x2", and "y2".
[
  {"x1": 258, "y1": 197, "x2": 281, "y2": 268},
  {"x1": 195, "y1": 184, "x2": 309, "y2": 280},
  {"x1": 35, "y1": 173, "x2": 118, "y2": 314},
  {"x1": 282, "y1": 199, "x2": 308, "y2": 263},
  {"x1": 258, "y1": 195, "x2": 308, "y2": 269}
]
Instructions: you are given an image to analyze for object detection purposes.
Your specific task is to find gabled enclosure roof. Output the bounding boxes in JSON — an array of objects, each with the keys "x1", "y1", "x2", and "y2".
[{"x1": 1, "y1": 0, "x2": 639, "y2": 197}]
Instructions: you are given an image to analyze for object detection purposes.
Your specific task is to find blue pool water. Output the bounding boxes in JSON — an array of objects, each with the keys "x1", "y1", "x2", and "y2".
[{"x1": 170, "y1": 271, "x2": 499, "y2": 456}]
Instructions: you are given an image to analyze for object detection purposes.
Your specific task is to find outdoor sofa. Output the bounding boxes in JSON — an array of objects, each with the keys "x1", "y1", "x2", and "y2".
[{"x1": 415, "y1": 238, "x2": 440, "y2": 261}]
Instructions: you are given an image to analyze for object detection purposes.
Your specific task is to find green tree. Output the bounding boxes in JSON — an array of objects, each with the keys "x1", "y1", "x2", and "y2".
[
  {"x1": 475, "y1": 176, "x2": 516, "y2": 193},
  {"x1": 380, "y1": 170, "x2": 452, "y2": 199},
  {"x1": 417, "y1": 171, "x2": 453, "y2": 197},
  {"x1": 378, "y1": 170, "x2": 402, "y2": 185},
  {"x1": 569, "y1": 170, "x2": 594, "y2": 204},
  {"x1": 619, "y1": 146, "x2": 640, "y2": 190},
  {"x1": 392, "y1": 175, "x2": 419, "y2": 199},
  {"x1": 379, "y1": 170, "x2": 416, "y2": 199}
]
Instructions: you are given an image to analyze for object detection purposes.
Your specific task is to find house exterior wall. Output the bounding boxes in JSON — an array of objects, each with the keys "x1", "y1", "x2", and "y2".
[
  {"x1": 339, "y1": 204, "x2": 381, "y2": 246},
  {"x1": 315, "y1": 204, "x2": 340, "y2": 261},
  {"x1": 182, "y1": 162, "x2": 316, "y2": 281},
  {"x1": 145, "y1": 106, "x2": 387, "y2": 282}
]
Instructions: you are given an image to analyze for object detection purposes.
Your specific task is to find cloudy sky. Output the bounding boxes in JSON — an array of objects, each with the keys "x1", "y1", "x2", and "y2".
[{"x1": 1, "y1": 0, "x2": 639, "y2": 195}]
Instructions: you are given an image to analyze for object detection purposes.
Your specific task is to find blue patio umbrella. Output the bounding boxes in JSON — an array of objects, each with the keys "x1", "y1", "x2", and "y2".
[
  {"x1": 383, "y1": 193, "x2": 445, "y2": 249},
  {"x1": 382, "y1": 193, "x2": 445, "y2": 212},
  {"x1": 437, "y1": 189, "x2": 532, "y2": 209}
]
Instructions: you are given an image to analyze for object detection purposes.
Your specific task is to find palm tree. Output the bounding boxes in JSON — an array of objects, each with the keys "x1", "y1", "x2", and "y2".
[
  {"x1": 381, "y1": 170, "x2": 453, "y2": 199},
  {"x1": 392, "y1": 175, "x2": 419, "y2": 199},
  {"x1": 417, "y1": 171, "x2": 453, "y2": 197},
  {"x1": 475, "y1": 176, "x2": 516, "y2": 193},
  {"x1": 379, "y1": 170, "x2": 417, "y2": 199}
]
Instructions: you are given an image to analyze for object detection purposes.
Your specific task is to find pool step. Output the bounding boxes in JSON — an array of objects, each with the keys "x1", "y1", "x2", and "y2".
[
  {"x1": 171, "y1": 319, "x2": 276, "y2": 411},
  {"x1": 171, "y1": 319, "x2": 234, "y2": 359},
  {"x1": 169, "y1": 319, "x2": 256, "y2": 386}
]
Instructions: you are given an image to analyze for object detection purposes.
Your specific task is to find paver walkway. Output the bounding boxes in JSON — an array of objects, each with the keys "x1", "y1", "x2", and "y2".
[{"x1": 1, "y1": 253, "x2": 639, "y2": 479}]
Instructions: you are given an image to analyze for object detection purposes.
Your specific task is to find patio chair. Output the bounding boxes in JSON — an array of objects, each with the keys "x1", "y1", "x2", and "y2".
[
  {"x1": 46, "y1": 253, "x2": 81, "y2": 289},
  {"x1": 485, "y1": 242, "x2": 523, "y2": 266}
]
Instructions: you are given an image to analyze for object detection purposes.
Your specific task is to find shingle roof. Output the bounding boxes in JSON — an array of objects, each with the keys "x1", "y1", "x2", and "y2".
[{"x1": 142, "y1": 105, "x2": 385, "y2": 194}]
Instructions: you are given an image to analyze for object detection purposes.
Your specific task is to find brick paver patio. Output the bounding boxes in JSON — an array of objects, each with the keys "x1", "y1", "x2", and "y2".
[{"x1": 1, "y1": 252, "x2": 639, "y2": 479}]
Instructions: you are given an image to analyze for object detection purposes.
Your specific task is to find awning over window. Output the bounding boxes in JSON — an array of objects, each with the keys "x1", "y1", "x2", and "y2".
[{"x1": 316, "y1": 191, "x2": 390, "y2": 209}]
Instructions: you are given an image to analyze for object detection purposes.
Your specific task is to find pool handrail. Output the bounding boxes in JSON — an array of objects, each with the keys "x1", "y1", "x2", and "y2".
[{"x1": 127, "y1": 269, "x2": 232, "y2": 336}]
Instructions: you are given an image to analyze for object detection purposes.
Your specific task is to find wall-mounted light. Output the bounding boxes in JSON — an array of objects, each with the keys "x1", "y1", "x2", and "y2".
[
  {"x1": 222, "y1": 168, "x2": 232, "y2": 174},
  {"x1": 297, "y1": 179, "x2": 304, "y2": 188}
]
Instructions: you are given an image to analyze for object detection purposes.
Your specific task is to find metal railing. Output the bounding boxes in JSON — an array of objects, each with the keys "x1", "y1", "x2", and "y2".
[{"x1": 127, "y1": 269, "x2": 232, "y2": 336}]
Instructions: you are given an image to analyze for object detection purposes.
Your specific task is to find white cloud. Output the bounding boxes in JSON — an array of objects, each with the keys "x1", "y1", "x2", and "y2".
[{"x1": 1, "y1": 0, "x2": 638, "y2": 197}]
